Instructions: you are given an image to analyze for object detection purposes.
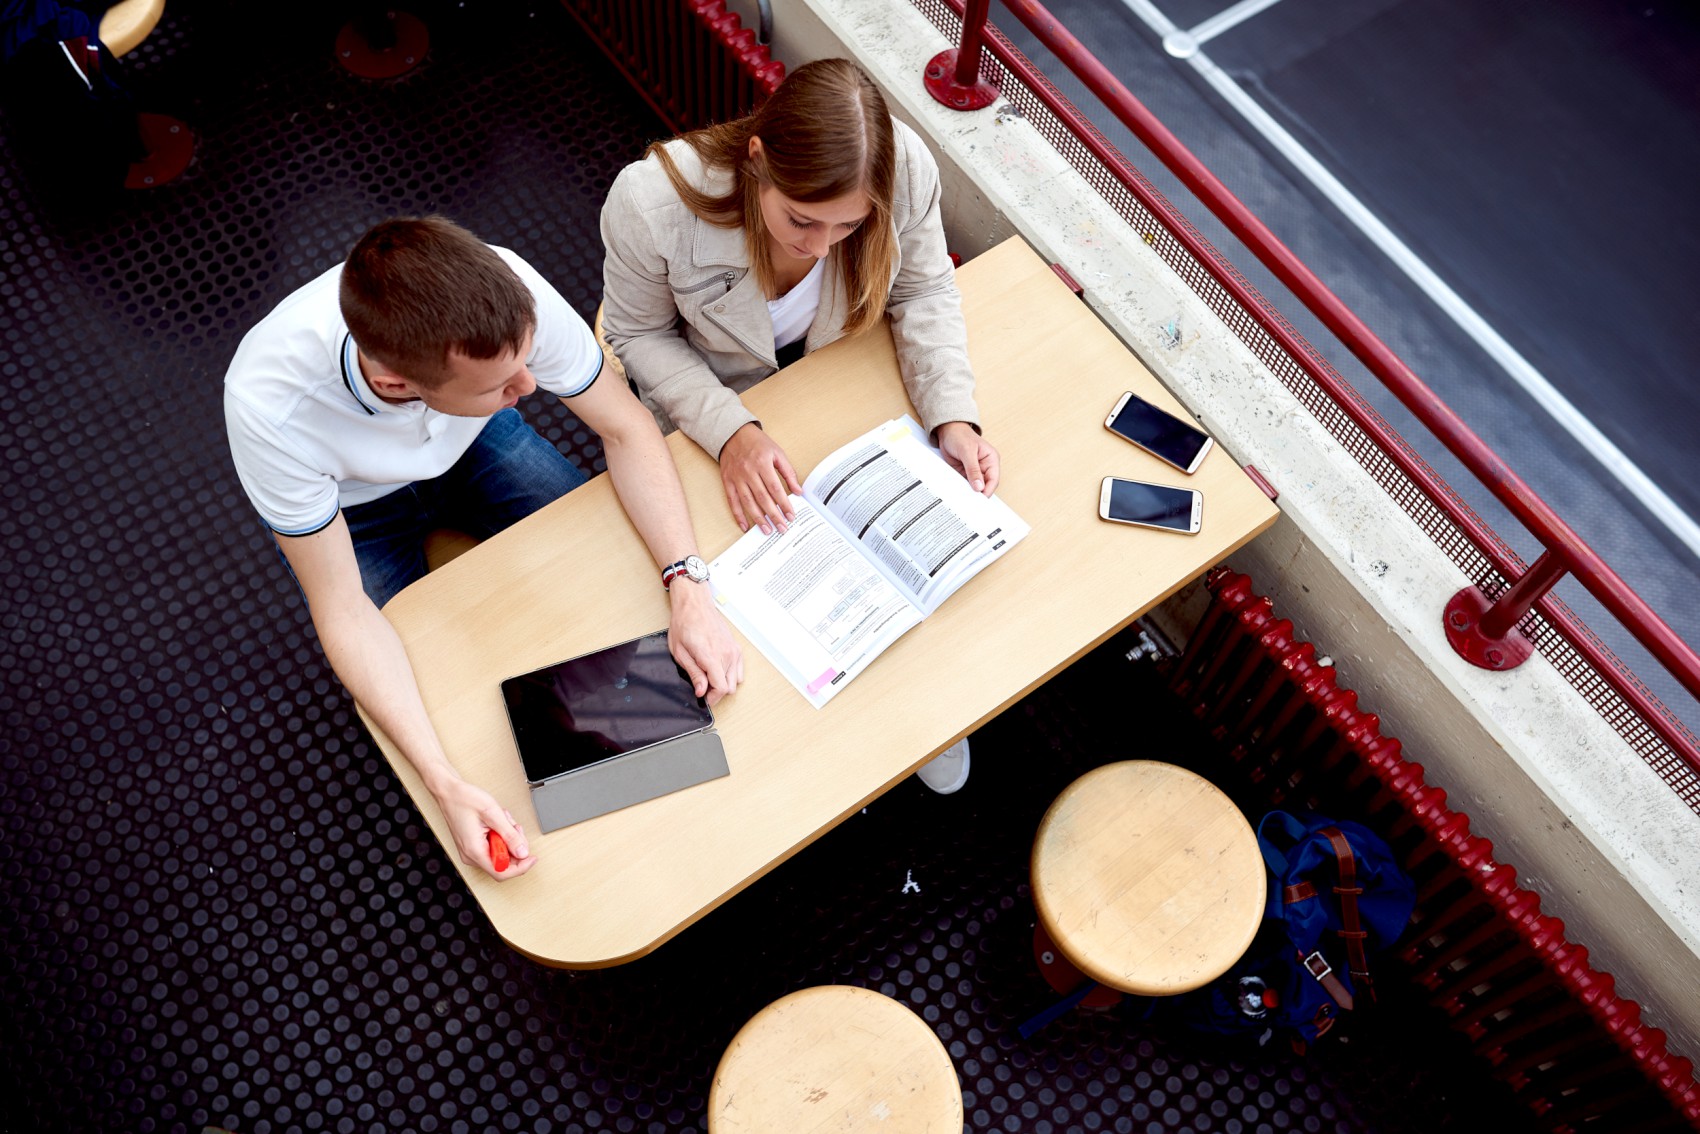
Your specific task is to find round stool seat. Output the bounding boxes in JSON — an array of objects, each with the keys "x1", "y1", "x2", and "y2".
[
  {"x1": 1032, "y1": 760, "x2": 1264, "y2": 996},
  {"x1": 709, "y1": 985, "x2": 961, "y2": 1134},
  {"x1": 99, "y1": 0, "x2": 166, "y2": 57}
]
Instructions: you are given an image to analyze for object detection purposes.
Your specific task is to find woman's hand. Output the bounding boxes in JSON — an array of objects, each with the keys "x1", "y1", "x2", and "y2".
[
  {"x1": 719, "y1": 423, "x2": 803, "y2": 534},
  {"x1": 936, "y1": 421, "x2": 1001, "y2": 495}
]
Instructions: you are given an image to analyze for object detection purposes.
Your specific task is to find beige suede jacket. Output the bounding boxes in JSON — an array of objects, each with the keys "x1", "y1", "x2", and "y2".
[{"x1": 598, "y1": 118, "x2": 982, "y2": 460}]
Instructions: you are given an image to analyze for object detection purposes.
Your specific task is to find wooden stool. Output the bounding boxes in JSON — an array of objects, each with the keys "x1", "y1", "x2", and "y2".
[
  {"x1": 98, "y1": 0, "x2": 194, "y2": 190},
  {"x1": 709, "y1": 986, "x2": 962, "y2": 1134},
  {"x1": 423, "y1": 529, "x2": 480, "y2": 571},
  {"x1": 592, "y1": 303, "x2": 628, "y2": 388},
  {"x1": 99, "y1": 0, "x2": 165, "y2": 56},
  {"x1": 1031, "y1": 760, "x2": 1264, "y2": 997}
]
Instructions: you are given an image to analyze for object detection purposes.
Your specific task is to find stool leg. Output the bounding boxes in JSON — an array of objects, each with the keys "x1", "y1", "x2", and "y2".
[
  {"x1": 1032, "y1": 922, "x2": 1122, "y2": 1008},
  {"x1": 124, "y1": 112, "x2": 194, "y2": 189},
  {"x1": 335, "y1": 9, "x2": 430, "y2": 80}
]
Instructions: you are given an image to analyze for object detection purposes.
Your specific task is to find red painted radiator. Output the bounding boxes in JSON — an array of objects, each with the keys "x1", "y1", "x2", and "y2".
[
  {"x1": 1169, "y1": 569, "x2": 1700, "y2": 1130},
  {"x1": 559, "y1": 0, "x2": 784, "y2": 134}
]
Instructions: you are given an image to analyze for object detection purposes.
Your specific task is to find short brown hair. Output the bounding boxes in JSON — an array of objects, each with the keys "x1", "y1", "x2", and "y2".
[
  {"x1": 339, "y1": 216, "x2": 536, "y2": 386},
  {"x1": 648, "y1": 59, "x2": 897, "y2": 337}
]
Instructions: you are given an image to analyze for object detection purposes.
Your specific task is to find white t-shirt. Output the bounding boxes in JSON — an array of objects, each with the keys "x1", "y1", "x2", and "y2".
[
  {"x1": 766, "y1": 257, "x2": 825, "y2": 350},
  {"x1": 224, "y1": 247, "x2": 601, "y2": 535}
]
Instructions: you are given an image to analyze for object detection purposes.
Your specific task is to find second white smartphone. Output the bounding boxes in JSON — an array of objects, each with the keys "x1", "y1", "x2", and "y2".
[
  {"x1": 1098, "y1": 477, "x2": 1203, "y2": 534},
  {"x1": 1105, "y1": 391, "x2": 1214, "y2": 474}
]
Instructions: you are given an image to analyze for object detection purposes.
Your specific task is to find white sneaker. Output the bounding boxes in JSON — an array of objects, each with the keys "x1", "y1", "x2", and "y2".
[{"x1": 917, "y1": 739, "x2": 971, "y2": 794}]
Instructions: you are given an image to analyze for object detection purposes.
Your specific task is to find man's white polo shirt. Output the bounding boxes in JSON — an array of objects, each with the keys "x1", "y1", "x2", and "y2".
[{"x1": 224, "y1": 247, "x2": 601, "y2": 535}]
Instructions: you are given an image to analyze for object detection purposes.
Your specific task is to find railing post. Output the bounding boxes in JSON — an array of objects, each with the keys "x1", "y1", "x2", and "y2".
[
  {"x1": 1445, "y1": 551, "x2": 1569, "y2": 671},
  {"x1": 924, "y1": 0, "x2": 1000, "y2": 111}
]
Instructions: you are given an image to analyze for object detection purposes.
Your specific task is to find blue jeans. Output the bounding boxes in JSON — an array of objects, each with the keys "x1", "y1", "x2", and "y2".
[{"x1": 340, "y1": 408, "x2": 587, "y2": 606}]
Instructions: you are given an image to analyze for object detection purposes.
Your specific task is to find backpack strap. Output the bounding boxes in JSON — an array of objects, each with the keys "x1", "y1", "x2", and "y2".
[
  {"x1": 1282, "y1": 878, "x2": 1355, "y2": 1011},
  {"x1": 1299, "y1": 948, "x2": 1354, "y2": 1011},
  {"x1": 1321, "y1": 826, "x2": 1375, "y2": 1002}
]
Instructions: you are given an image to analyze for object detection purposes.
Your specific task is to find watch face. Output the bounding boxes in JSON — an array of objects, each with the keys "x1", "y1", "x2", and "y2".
[{"x1": 664, "y1": 556, "x2": 709, "y2": 588}]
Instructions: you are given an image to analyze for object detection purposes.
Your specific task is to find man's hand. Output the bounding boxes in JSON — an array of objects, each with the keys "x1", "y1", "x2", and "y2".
[
  {"x1": 431, "y1": 774, "x2": 538, "y2": 880},
  {"x1": 936, "y1": 421, "x2": 1001, "y2": 495},
  {"x1": 666, "y1": 579, "x2": 743, "y2": 705},
  {"x1": 563, "y1": 369, "x2": 742, "y2": 704},
  {"x1": 719, "y1": 423, "x2": 802, "y2": 535}
]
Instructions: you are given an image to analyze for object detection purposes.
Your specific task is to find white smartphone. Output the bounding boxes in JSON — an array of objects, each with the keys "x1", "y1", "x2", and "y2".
[
  {"x1": 1105, "y1": 391, "x2": 1214, "y2": 474},
  {"x1": 1098, "y1": 477, "x2": 1203, "y2": 534}
]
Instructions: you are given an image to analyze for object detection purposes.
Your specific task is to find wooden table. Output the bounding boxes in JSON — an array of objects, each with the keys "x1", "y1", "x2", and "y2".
[{"x1": 369, "y1": 236, "x2": 1279, "y2": 967}]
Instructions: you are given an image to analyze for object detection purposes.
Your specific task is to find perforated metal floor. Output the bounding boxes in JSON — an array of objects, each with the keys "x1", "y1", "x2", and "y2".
[{"x1": 0, "y1": 3, "x2": 1537, "y2": 1132}]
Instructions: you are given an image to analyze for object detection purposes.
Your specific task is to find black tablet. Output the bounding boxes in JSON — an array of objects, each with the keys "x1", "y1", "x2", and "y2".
[{"x1": 500, "y1": 630, "x2": 714, "y2": 784}]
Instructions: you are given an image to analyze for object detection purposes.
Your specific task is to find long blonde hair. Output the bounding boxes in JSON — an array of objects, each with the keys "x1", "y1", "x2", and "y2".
[{"x1": 647, "y1": 58, "x2": 898, "y2": 337}]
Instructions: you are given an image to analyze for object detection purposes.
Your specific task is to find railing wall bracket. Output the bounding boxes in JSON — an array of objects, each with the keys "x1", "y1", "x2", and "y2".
[
  {"x1": 924, "y1": 0, "x2": 999, "y2": 109},
  {"x1": 1445, "y1": 587, "x2": 1537, "y2": 670},
  {"x1": 1445, "y1": 550, "x2": 1568, "y2": 670}
]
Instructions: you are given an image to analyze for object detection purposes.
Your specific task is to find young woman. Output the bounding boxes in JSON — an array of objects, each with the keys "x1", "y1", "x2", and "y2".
[{"x1": 598, "y1": 57, "x2": 1000, "y2": 537}]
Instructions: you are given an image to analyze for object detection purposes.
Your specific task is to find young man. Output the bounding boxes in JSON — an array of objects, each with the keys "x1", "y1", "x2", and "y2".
[{"x1": 225, "y1": 216, "x2": 742, "y2": 881}]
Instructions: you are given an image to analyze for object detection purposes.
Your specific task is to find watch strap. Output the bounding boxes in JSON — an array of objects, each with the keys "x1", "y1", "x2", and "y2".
[{"x1": 662, "y1": 556, "x2": 706, "y2": 589}]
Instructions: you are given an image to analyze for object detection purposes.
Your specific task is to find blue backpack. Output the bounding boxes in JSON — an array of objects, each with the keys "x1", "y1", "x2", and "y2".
[{"x1": 1167, "y1": 810, "x2": 1416, "y2": 1049}]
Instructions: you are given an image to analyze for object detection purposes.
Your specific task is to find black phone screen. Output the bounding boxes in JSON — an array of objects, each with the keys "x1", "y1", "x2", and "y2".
[
  {"x1": 1105, "y1": 479, "x2": 1199, "y2": 531},
  {"x1": 1108, "y1": 394, "x2": 1211, "y2": 470},
  {"x1": 501, "y1": 631, "x2": 713, "y2": 783}
]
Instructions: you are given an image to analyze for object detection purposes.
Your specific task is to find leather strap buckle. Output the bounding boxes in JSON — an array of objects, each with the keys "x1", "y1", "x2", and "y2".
[{"x1": 1303, "y1": 950, "x2": 1356, "y2": 1011}]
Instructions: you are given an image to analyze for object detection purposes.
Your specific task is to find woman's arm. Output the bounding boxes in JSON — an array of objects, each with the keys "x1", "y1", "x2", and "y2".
[
  {"x1": 600, "y1": 158, "x2": 805, "y2": 531},
  {"x1": 885, "y1": 123, "x2": 999, "y2": 493},
  {"x1": 598, "y1": 162, "x2": 760, "y2": 458}
]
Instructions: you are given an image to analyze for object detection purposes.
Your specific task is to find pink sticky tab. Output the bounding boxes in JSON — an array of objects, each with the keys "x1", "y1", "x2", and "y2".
[{"x1": 805, "y1": 669, "x2": 838, "y2": 695}]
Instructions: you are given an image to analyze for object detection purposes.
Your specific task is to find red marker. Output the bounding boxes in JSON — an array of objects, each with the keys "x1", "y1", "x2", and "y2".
[{"x1": 487, "y1": 830, "x2": 511, "y2": 872}]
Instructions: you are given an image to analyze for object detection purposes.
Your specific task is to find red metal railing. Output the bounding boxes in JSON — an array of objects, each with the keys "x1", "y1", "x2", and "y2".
[
  {"x1": 559, "y1": 0, "x2": 783, "y2": 135},
  {"x1": 1175, "y1": 570, "x2": 1700, "y2": 1129},
  {"x1": 916, "y1": 0, "x2": 1700, "y2": 795}
]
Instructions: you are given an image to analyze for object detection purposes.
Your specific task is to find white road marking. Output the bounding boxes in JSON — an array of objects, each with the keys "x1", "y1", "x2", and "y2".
[
  {"x1": 1117, "y1": 0, "x2": 1700, "y2": 560},
  {"x1": 1190, "y1": 0, "x2": 1287, "y2": 48}
]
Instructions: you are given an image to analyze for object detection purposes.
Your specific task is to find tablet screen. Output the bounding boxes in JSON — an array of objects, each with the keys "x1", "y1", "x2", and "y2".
[{"x1": 501, "y1": 631, "x2": 713, "y2": 783}]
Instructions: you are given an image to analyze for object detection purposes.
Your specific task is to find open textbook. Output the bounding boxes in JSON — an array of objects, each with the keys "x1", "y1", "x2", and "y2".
[{"x1": 709, "y1": 416, "x2": 1030, "y2": 708}]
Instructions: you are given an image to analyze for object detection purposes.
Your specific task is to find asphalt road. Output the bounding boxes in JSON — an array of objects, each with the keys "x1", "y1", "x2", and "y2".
[{"x1": 989, "y1": 0, "x2": 1700, "y2": 733}]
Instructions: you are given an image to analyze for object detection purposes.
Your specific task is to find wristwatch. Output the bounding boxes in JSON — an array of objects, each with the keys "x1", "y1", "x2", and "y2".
[{"x1": 661, "y1": 554, "x2": 710, "y2": 590}]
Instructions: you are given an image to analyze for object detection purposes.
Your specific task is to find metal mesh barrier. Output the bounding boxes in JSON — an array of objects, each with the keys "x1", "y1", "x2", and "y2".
[{"x1": 905, "y1": 0, "x2": 1700, "y2": 812}]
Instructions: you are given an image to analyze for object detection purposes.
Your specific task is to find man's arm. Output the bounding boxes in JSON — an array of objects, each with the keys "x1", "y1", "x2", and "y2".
[
  {"x1": 276, "y1": 514, "x2": 536, "y2": 879},
  {"x1": 562, "y1": 374, "x2": 743, "y2": 703}
]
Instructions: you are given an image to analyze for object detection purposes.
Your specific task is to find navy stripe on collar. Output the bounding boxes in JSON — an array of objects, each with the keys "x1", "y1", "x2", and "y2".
[{"x1": 340, "y1": 333, "x2": 377, "y2": 416}]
